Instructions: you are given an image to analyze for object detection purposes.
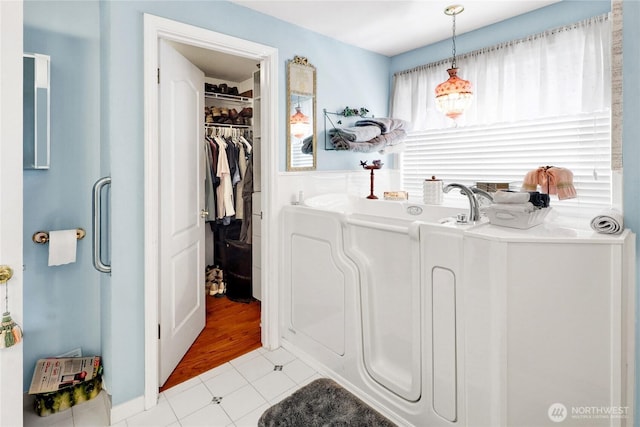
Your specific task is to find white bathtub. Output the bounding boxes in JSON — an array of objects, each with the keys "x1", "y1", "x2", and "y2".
[{"x1": 280, "y1": 194, "x2": 635, "y2": 426}]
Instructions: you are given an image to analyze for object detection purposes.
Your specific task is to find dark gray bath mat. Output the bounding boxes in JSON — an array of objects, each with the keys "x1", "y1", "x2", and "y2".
[{"x1": 258, "y1": 378, "x2": 396, "y2": 426}]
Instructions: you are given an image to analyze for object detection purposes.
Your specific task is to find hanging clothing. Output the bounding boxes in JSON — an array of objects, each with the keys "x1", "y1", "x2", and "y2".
[
  {"x1": 203, "y1": 141, "x2": 217, "y2": 221},
  {"x1": 235, "y1": 141, "x2": 248, "y2": 220},
  {"x1": 214, "y1": 135, "x2": 235, "y2": 219},
  {"x1": 226, "y1": 136, "x2": 241, "y2": 187},
  {"x1": 239, "y1": 153, "x2": 253, "y2": 244}
]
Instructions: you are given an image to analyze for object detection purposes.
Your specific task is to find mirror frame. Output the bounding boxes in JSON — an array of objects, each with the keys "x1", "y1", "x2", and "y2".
[
  {"x1": 23, "y1": 53, "x2": 51, "y2": 170},
  {"x1": 286, "y1": 55, "x2": 316, "y2": 171}
]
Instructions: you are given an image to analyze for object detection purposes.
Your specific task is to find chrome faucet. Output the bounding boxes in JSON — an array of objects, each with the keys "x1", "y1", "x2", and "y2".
[
  {"x1": 443, "y1": 183, "x2": 481, "y2": 222},
  {"x1": 471, "y1": 186, "x2": 494, "y2": 204}
]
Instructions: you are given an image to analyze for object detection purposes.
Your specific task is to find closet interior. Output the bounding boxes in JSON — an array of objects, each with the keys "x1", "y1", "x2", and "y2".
[
  {"x1": 196, "y1": 49, "x2": 262, "y2": 303},
  {"x1": 203, "y1": 76, "x2": 260, "y2": 303}
]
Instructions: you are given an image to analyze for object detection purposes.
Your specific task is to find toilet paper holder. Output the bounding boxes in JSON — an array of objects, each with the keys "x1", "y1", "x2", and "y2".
[{"x1": 32, "y1": 228, "x2": 85, "y2": 244}]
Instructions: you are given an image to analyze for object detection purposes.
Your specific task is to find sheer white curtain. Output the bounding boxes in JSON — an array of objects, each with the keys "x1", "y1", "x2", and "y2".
[{"x1": 391, "y1": 14, "x2": 611, "y2": 130}]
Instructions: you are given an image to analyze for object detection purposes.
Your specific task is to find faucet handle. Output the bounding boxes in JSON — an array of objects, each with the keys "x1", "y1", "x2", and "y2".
[{"x1": 456, "y1": 213, "x2": 468, "y2": 223}]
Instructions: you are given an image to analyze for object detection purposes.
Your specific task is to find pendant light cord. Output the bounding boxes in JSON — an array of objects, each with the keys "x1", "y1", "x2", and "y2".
[{"x1": 451, "y1": 12, "x2": 457, "y2": 69}]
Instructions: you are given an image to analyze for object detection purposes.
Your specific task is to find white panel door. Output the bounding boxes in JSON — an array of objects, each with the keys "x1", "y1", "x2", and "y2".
[
  {"x1": 159, "y1": 40, "x2": 205, "y2": 385},
  {"x1": 0, "y1": 1, "x2": 24, "y2": 425}
]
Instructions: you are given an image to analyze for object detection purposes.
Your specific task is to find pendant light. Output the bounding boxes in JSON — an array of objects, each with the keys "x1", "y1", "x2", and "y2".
[
  {"x1": 435, "y1": 5, "x2": 473, "y2": 120},
  {"x1": 290, "y1": 97, "x2": 310, "y2": 139}
]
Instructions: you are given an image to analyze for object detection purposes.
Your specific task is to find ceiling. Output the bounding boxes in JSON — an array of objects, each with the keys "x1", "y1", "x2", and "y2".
[
  {"x1": 170, "y1": 1, "x2": 560, "y2": 82},
  {"x1": 231, "y1": 0, "x2": 561, "y2": 57},
  {"x1": 168, "y1": 41, "x2": 259, "y2": 81}
]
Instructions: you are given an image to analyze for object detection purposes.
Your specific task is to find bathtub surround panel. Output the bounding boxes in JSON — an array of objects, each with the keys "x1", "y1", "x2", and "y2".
[
  {"x1": 282, "y1": 201, "x2": 472, "y2": 425},
  {"x1": 505, "y1": 243, "x2": 619, "y2": 425},
  {"x1": 290, "y1": 234, "x2": 346, "y2": 356},
  {"x1": 343, "y1": 216, "x2": 422, "y2": 402},
  {"x1": 462, "y1": 236, "x2": 506, "y2": 426},
  {"x1": 464, "y1": 230, "x2": 635, "y2": 426},
  {"x1": 432, "y1": 268, "x2": 457, "y2": 422},
  {"x1": 283, "y1": 209, "x2": 357, "y2": 360},
  {"x1": 422, "y1": 224, "x2": 465, "y2": 424},
  {"x1": 282, "y1": 195, "x2": 635, "y2": 426}
]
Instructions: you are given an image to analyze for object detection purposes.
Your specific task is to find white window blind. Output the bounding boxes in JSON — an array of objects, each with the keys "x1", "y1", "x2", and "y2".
[
  {"x1": 401, "y1": 111, "x2": 611, "y2": 209},
  {"x1": 290, "y1": 139, "x2": 314, "y2": 168}
]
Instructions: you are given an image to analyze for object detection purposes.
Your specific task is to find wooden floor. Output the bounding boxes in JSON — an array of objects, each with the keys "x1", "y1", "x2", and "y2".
[{"x1": 160, "y1": 294, "x2": 261, "y2": 392}]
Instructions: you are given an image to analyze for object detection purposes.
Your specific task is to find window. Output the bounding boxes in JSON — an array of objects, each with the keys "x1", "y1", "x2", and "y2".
[
  {"x1": 392, "y1": 14, "x2": 612, "y2": 212},
  {"x1": 401, "y1": 112, "x2": 610, "y2": 210}
]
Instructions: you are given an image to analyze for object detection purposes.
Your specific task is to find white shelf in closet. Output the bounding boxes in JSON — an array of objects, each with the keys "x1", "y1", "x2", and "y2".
[{"x1": 204, "y1": 91, "x2": 252, "y2": 104}]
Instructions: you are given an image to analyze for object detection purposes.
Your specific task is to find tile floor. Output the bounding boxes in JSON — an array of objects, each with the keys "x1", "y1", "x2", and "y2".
[{"x1": 24, "y1": 347, "x2": 321, "y2": 427}]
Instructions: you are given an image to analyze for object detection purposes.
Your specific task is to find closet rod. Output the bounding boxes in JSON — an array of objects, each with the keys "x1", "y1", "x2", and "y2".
[{"x1": 204, "y1": 123, "x2": 250, "y2": 129}]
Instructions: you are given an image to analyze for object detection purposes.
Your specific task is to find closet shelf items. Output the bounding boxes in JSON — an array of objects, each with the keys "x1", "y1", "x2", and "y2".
[
  {"x1": 205, "y1": 105, "x2": 253, "y2": 126},
  {"x1": 205, "y1": 82, "x2": 250, "y2": 98},
  {"x1": 204, "y1": 82, "x2": 253, "y2": 127}
]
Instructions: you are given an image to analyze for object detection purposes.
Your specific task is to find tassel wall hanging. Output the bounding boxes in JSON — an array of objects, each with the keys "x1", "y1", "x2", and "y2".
[{"x1": 0, "y1": 266, "x2": 22, "y2": 349}]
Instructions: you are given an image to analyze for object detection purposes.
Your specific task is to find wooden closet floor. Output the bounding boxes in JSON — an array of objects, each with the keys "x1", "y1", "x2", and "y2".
[{"x1": 160, "y1": 294, "x2": 262, "y2": 392}]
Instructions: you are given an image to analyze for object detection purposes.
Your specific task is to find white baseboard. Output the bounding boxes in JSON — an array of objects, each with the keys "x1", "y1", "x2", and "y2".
[{"x1": 109, "y1": 395, "x2": 145, "y2": 425}]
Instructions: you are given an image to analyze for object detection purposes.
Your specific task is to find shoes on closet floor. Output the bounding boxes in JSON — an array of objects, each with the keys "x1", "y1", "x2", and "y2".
[
  {"x1": 209, "y1": 281, "x2": 219, "y2": 296},
  {"x1": 214, "y1": 281, "x2": 226, "y2": 298}
]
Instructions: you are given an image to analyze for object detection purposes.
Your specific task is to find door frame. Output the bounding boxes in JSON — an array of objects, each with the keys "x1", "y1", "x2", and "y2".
[
  {"x1": 143, "y1": 14, "x2": 279, "y2": 409},
  {"x1": 0, "y1": 1, "x2": 23, "y2": 425}
]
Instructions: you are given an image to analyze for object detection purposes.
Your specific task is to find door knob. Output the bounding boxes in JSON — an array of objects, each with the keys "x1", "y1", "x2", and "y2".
[
  {"x1": 0, "y1": 265, "x2": 13, "y2": 283},
  {"x1": 200, "y1": 209, "x2": 209, "y2": 218}
]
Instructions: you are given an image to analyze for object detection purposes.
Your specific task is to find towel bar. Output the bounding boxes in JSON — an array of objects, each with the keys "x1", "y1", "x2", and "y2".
[{"x1": 32, "y1": 228, "x2": 86, "y2": 244}]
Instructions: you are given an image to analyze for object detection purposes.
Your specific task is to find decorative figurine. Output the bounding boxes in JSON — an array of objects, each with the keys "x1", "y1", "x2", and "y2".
[{"x1": 360, "y1": 160, "x2": 384, "y2": 200}]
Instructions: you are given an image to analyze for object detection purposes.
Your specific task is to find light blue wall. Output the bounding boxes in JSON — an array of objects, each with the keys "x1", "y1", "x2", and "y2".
[
  {"x1": 391, "y1": 1, "x2": 611, "y2": 77},
  {"x1": 22, "y1": 0, "x2": 102, "y2": 391},
  {"x1": 622, "y1": 1, "x2": 640, "y2": 422}
]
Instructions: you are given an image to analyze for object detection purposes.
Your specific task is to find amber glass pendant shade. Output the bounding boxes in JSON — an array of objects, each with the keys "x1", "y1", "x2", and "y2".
[
  {"x1": 435, "y1": 68, "x2": 473, "y2": 120},
  {"x1": 435, "y1": 5, "x2": 473, "y2": 120},
  {"x1": 290, "y1": 106, "x2": 310, "y2": 139}
]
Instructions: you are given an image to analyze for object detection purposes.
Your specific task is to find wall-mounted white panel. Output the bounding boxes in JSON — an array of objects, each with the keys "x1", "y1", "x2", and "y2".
[
  {"x1": 291, "y1": 234, "x2": 345, "y2": 355},
  {"x1": 505, "y1": 242, "x2": 616, "y2": 426},
  {"x1": 432, "y1": 267, "x2": 457, "y2": 422}
]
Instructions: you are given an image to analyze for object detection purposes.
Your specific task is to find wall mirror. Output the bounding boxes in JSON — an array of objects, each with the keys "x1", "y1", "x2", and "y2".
[
  {"x1": 286, "y1": 55, "x2": 316, "y2": 171},
  {"x1": 23, "y1": 53, "x2": 51, "y2": 170}
]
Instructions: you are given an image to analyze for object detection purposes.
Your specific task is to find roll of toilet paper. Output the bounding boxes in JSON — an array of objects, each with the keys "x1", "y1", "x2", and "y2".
[
  {"x1": 48, "y1": 229, "x2": 78, "y2": 266},
  {"x1": 423, "y1": 177, "x2": 443, "y2": 205}
]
